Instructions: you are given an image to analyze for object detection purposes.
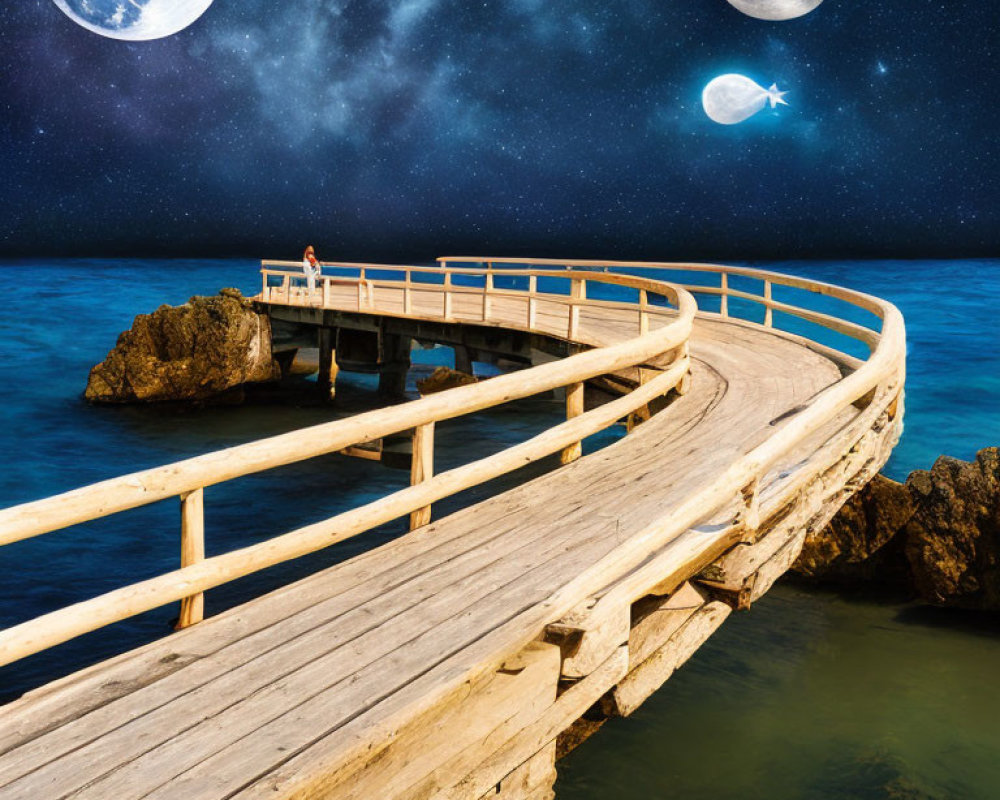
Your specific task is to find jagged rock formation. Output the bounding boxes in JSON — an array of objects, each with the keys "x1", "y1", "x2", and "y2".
[
  {"x1": 794, "y1": 448, "x2": 1000, "y2": 610},
  {"x1": 85, "y1": 289, "x2": 282, "y2": 404}
]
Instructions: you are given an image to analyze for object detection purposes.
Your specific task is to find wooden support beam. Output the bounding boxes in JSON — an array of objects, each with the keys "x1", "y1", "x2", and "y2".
[
  {"x1": 317, "y1": 327, "x2": 337, "y2": 399},
  {"x1": 409, "y1": 422, "x2": 435, "y2": 530},
  {"x1": 441, "y1": 647, "x2": 628, "y2": 800},
  {"x1": 176, "y1": 488, "x2": 205, "y2": 630},
  {"x1": 545, "y1": 599, "x2": 630, "y2": 679},
  {"x1": 314, "y1": 643, "x2": 561, "y2": 800},
  {"x1": 378, "y1": 333, "x2": 412, "y2": 399},
  {"x1": 477, "y1": 743, "x2": 557, "y2": 800},
  {"x1": 627, "y1": 582, "x2": 706, "y2": 668},
  {"x1": 764, "y1": 280, "x2": 773, "y2": 327},
  {"x1": 455, "y1": 345, "x2": 474, "y2": 375},
  {"x1": 604, "y1": 600, "x2": 731, "y2": 717},
  {"x1": 559, "y1": 382, "x2": 585, "y2": 465},
  {"x1": 737, "y1": 477, "x2": 761, "y2": 541}
]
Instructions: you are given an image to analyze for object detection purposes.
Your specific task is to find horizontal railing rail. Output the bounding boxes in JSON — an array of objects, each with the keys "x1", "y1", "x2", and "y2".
[
  {"x1": 0, "y1": 263, "x2": 697, "y2": 667},
  {"x1": 437, "y1": 257, "x2": 888, "y2": 357},
  {"x1": 259, "y1": 261, "x2": 683, "y2": 344}
]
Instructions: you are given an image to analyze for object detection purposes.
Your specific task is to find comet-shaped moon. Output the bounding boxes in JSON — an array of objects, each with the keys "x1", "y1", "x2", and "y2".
[
  {"x1": 725, "y1": 0, "x2": 823, "y2": 21},
  {"x1": 702, "y1": 75, "x2": 789, "y2": 125},
  {"x1": 52, "y1": 0, "x2": 215, "y2": 41}
]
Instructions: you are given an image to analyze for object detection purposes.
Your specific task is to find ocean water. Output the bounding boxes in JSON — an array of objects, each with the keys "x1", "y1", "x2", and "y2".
[{"x1": 0, "y1": 258, "x2": 997, "y2": 798}]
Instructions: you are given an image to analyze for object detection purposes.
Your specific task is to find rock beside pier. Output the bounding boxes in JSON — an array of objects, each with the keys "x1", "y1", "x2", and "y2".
[
  {"x1": 85, "y1": 289, "x2": 282, "y2": 404},
  {"x1": 416, "y1": 366, "x2": 479, "y2": 395},
  {"x1": 794, "y1": 448, "x2": 1000, "y2": 610}
]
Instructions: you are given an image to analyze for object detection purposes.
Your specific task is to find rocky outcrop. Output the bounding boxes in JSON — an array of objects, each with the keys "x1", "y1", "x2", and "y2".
[
  {"x1": 905, "y1": 448, "x2": 1000, "y2": 608},
  {"x1": 85, "y1": 289, "x2": 282, "y2": 404},
  {"x1": 416, "y1": 366, "x2": 479, "y2": 395},
  {"x1": 794, "y1": 448, "x2": 1000, "y2": 610},
  {"x1": 795, "y1": 474, "x2": 915, "y2": 586}
]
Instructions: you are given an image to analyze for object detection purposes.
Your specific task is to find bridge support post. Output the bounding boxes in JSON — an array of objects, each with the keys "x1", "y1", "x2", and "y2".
[
  {"x1": 176, "y1": 488, "x2": 205, "y2": 630},
  {"x1": 560, "y1": 382, "x2": 585, "y2": 464},
  {"x1": 378, "y1": 333, "x2": 412, "y2": 399},
  {"x1": 317, "y1": 327, "x2": 338, "y2": 399},
  {"x1": 455, "y1": 344, "x2": 474, "y2": 375}
]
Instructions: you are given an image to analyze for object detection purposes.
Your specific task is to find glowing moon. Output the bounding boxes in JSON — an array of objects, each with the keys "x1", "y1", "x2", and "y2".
[
  {"x1": 702, "y1": 74, "x2": 788, "y2": 125},
  {"x1": 725, "y1": 0, "x2": 823, "y2": 21},
  {"x1": 52, "y1": 0, "x2": 215, "y2": 41}
]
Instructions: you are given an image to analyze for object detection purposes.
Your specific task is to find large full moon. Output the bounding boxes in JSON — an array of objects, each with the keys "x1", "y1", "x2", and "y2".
[
  {"x1": 52, "y1": 0, "x2": 215, "y2": 41},
  {"x1": 725, "y1": 0, "x2": 823, "y2": 21}
]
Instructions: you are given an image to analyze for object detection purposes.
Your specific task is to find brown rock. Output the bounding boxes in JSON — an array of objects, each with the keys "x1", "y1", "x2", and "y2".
[
  {"x1": 903, "y1": 448, "x2": 1000, "y2": 609},
  {"x1": 416, "y1": 366, "x2": 478, "y2": 395},
  {"x1": 85, "y1": 290, "x2": 282, "y2": 404},
  {"x1": 794, "y1": 474, "x2": 915, "y2": 584},
  {"x1": 794, "y1": 447, "x2": 1000, "y2": 610}
]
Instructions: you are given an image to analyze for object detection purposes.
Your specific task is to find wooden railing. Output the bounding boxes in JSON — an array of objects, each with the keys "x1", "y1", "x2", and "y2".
[
  {"x1": 0, "y1": 264, "x2": 696, "y2": 668},
  {"x1": 258, "y1": 260, "x2": 685, "y2": 345},
  {"x1": 434, "y1": 256, "x2": 906, "y2": 552}
]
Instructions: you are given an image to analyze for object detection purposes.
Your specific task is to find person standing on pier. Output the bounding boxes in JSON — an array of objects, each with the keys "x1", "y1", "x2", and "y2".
[{"x1": 302, "y1": 245, "x2": 321, "y2": 296}]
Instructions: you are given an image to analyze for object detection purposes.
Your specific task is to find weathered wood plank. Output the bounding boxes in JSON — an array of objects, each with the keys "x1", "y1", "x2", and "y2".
[
  {"x1": 438, "y1": 647, "x2": 628, "y2": 800},
  {"x1": 606, "y1": 600, "x2": 732, "y2": 718},
  {"x1": 320, "y1": 642, "x2": 561, "y2": 800}
]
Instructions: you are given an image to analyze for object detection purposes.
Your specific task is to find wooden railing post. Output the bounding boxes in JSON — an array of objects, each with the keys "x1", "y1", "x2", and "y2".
[
  {"x1": 568, "y1": 278, "x2": 585, "y2": 339},
  {"x1": 764, "y1": 281, "x2": 773, "y2": 328},
  {"x1": 281, "y1": 275, "x2": 290, "y2": 303},
  {"x1": 323, "y1": 276, "x2": 331, "y2": 308},
  {"x1": 484, "y1": 266, "x2": 494, "y2": 321},
  {"x1": 410, "y1": 423, "x2": 435, "y2": 530},
  {"x1": 358, "y1": 267, "x2": 367, "y2": 311},
  {"x1": 444, "y1": 272, "x2": 453, "y2": 319},
  {"x1": 528, "y1": 275, "x2": 538, "y2": 329},
  {"x1": 176, "y1": 488, "x2": 205, "y2": 629},
  {"x1": 261, "y1": 272, "x2": 269, "y2": 302},
  {"x1": 560, "y1": 382, "x2": 585, "y2": 464},
  {"x1": 404, "y1": 270, "x2": 413, "y2": 315},
  {"x1": 639, "y1": 289, "x2": 649, "y2": 335},
  {"x1": 720, "y1": 273, "x2": 729, "y2": 318}
]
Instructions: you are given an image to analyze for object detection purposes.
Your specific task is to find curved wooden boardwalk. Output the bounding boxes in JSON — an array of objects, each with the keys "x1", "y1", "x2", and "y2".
[{"x1": 0, "y1": 258, "x2": 905, "y2": 800}]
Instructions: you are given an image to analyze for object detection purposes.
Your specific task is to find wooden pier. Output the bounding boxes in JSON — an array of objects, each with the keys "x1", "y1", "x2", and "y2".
[{"x1": 0, "y1": 258, "x2": 905, "y2": 799}]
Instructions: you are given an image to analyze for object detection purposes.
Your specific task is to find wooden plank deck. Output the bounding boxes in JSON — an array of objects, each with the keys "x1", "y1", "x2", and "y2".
[{"x1": 0, "y1": 262, "x2": 904, "y2": 799}]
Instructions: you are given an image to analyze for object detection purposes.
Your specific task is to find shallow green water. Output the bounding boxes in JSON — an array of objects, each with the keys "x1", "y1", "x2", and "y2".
[{"x1": 556, "y1": 584, "x2": 1000, "y2": 799}]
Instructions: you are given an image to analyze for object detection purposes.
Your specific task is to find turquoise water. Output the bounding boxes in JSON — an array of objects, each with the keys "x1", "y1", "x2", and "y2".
[{"x1": 0, "y1": 259, "x2": 997, "y2": 797}]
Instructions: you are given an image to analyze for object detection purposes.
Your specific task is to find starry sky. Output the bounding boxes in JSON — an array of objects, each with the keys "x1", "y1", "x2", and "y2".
[{"x1": 1, "y1": 0, "x2": 997, "y2": 261}]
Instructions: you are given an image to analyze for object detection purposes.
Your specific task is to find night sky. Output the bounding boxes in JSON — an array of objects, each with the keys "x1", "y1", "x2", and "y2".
[{"x1": 1, "y1": 0, "x2": 997, "y2": 261}]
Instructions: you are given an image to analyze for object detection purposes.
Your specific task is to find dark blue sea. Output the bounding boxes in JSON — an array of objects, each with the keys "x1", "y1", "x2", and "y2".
[{"x1": 0, "y1": 259, "x2": 997, "y2": 799}]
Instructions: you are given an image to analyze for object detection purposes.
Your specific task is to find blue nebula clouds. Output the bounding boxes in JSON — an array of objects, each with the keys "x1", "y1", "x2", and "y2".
[{"x1": 0, "y1": 0, "x2": 996, "y2": 259}]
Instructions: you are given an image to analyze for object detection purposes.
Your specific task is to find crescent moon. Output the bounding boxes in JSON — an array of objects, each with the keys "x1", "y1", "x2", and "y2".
[
  {"x1": 52, "y1": 0, "x2": 215, "y2": 41},
  {"x1": 725, "y1": 0, "x2": 823, "y2": 21}
]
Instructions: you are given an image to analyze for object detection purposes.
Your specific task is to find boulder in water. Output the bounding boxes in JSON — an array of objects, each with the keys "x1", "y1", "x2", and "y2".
[
  {"x1": 416, "y1": 366, "x2": 478, "y2": 395},
  {"x1": 794, "y1": 447, "x2": 1000, "y2": 610},
  {"x1": 85, "y1": 289, "x2": 282, "y2": 404}
]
